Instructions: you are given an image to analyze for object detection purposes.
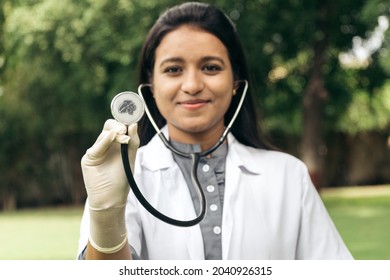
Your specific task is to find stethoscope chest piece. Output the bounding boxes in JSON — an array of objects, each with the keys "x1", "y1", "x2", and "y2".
[{"x1": 111, "y1": 91, "x2": 145, "y2": 125}]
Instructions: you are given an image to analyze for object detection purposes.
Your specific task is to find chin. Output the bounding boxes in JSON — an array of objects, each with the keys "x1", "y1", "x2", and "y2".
[{"x1": 172, "y1": 123, "x2": 209, "y2": 135}]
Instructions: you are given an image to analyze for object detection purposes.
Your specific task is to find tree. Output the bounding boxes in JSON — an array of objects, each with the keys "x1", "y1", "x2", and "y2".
[
  {"x1": 216, "y1": 0, "x2": 389, "y2": 188},
  {"x1": 1, "y1": 0, "x2": 181, "y2": 208},
  {"x1": 1, "y1": 0, "x2": 389, "y2": 209}
]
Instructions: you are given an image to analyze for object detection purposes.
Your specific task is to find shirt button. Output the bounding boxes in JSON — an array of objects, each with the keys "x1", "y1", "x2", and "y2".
[
  {"x1": 210, "y1": 204, "x2": 218, "y2": 211},
  {"x1": 206, "y1": 185, "x2": 215, "y2": 192},
  {"x1": 202, "y1": 164, "x2": 210, "y2": 172},
  {"x1": 213, "y1": 226, "x2": 221, "y2": 235}
]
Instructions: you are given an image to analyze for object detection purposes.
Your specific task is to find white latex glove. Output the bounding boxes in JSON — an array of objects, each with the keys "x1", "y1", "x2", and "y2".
[{"x1": 81, "y1": 119, "x2": 139, "y2": 253}]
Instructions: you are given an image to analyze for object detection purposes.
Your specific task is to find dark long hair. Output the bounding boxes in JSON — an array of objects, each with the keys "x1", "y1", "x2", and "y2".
[{"x1": 137, "y1": 2, "x2": 272, "y2": 150}]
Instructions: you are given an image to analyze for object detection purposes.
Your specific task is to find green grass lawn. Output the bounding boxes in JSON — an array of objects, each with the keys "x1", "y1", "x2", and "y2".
[
  {"x1": 0, "y1": 207, "x2": 83, "y2": 260},
  {"x1": 321, "y1": 185, "x2": 390, "y2": 260},
  {"x1": 0, "y1": 185, "x2": 389, "y2": 260}
]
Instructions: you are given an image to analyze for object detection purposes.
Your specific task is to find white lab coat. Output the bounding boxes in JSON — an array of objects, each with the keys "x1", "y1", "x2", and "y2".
[{"x1": 78, "y1": 130, "x2": 353, "y2": 260}]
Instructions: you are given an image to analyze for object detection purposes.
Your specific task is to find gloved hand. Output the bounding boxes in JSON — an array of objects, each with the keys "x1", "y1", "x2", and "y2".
[{"x1": 81, "y1": 119, "x2": 139, "y2": 254}]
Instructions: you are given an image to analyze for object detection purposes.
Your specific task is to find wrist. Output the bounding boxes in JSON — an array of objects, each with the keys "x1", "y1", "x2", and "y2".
[{"x1": 88, "y1": 203, "x2": 128, "y2": 254}]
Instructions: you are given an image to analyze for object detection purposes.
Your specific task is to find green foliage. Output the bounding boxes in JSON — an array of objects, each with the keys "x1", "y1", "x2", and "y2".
[
  {"x1": 215, "y1": 0, "x2": 388, "y2": 136},
  {"x1": 0, "y1": 0, "x2": 389, "y2": 207},
  {"x1": 338, "y1": 81, "x2": 390, "y2": 134}
]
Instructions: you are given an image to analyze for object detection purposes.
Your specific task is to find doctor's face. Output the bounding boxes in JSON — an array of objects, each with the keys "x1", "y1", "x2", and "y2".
[{"x1": 151, "y1": 25, "x2": 235, "y2": 148}]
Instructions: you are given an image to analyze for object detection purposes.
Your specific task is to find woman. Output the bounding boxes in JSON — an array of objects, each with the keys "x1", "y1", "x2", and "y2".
[{"x1": 78, "y1": 2, "x2": 352, "y2": 260}]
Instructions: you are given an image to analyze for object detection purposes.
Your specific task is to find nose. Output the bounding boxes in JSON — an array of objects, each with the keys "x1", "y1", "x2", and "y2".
[{"x1": 181, "y1": 69, "x2": 204, "y2": 95}]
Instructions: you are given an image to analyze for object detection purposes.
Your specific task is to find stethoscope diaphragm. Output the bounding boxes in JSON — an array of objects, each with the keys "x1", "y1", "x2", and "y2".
[{"x1": 110, "y1": 91, "x2": 145, "y2": 125}]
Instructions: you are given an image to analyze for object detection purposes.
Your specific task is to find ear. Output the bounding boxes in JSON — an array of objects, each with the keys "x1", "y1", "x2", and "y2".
[
  {"x1": 233, "y1": 81, "x2": 241, "y2": 96},
  {"x1": 234, "y1": 80, "x2": 241, "y2": 90}
]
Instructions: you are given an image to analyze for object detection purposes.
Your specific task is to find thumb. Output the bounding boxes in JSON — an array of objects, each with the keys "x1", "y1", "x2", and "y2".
[
  {"x1": 127, "y1": 123, "x2": 140, "y2": 149},
  {"x1": 84, "y1": 129, "x2": 117, "y2": 163},
  {"x1": 126, "y1": 123, "x2": 139, "y2": 173}
]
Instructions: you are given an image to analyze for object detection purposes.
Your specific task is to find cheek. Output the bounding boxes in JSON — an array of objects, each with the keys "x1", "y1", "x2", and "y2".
[
  {"x1": 151, "y1": 77, "x2": 170, "y2": 108},
  {"x1": 221, "y1": 96, "x2": 233, "y2": 116},
  {"x1": 216, "y1": 86, "x2": 234, "y2": 107},
  {"x1": 218, "y1": 90, "x2": 234, "y2": 119},
  {"x1": 153, "y1": 93, "x2": 165, "y2": 110},
  {"x1": 152, "y1": 91, "x2": 173, "y2": 120}
]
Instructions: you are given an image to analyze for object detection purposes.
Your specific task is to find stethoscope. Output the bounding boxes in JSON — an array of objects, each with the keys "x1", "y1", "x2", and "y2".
[{"x1": 110, "y1": 80, "x2": 248, "y2": 227}]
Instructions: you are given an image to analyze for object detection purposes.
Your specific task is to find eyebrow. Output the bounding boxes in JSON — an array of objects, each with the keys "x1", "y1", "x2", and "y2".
[
  {"x1": 158, "y1": 56, "x2": 226, "y2": 68},
  {"x1": 159, "y1": 57, "x2": 184, "y2": 67}
]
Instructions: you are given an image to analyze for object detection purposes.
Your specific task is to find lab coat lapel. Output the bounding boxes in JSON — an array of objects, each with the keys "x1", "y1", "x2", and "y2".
[
  {"x1": 222, "y1": 134, "x2": 264, "y2": 259},
  {"x1": 141, "y1": 127, "x2": 173, "y2": 171},
  {"x1": 222, "y1": 152, "x2": 240, "y2": 259},
  {"x1": 222, "y1": 134, "x2": 245, "y2": 259},
  {"x1": 186, "y1": 225, "x2": 205, "y2": 259},
  {"x1": 142, "y1": 127, "x2": 205, "y2": 259}
]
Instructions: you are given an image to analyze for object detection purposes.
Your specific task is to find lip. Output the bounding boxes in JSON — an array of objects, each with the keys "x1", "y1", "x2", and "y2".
[{"x1": 178, "y1": 99, "x2": 210, "y2": 110}]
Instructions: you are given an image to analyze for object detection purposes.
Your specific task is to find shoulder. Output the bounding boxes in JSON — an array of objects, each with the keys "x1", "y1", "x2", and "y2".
[
  {"x1": 259, "y1": 149, "x2": 307, "y2": 170},
  {"x1": 228, "y1": 133, "x2": 308, "y2": 175}
]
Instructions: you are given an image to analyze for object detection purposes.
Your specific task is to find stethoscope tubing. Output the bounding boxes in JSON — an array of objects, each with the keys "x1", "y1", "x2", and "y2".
[
  {"x1": 121, "y1": 80, "x2": 248, "y2": 227},
  {"x1": 121, "y1": 144, "x2": 206, "y2": 227}
]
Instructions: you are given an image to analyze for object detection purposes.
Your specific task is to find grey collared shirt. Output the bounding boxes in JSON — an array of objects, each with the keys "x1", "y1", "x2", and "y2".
[{"x1": 170, "y1": 140, "x2": 227, "y2": 260}]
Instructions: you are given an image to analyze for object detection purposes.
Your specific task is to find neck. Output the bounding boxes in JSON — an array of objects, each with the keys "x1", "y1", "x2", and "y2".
[{"x1": 168, "y1": 126, "x2": 225, "y2": 151}]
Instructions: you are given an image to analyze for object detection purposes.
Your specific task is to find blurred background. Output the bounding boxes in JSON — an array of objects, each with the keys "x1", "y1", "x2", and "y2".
[{"x1": 0, "y1": 0, "x2": 389, "y2": 259}]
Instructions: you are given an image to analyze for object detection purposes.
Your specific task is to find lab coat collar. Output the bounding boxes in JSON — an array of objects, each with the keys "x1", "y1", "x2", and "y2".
[
  {"x1": 142, "y1": 126, "x2": 263, "y2": 175},
  {"x1": 141, "y1": 126, "x2": 174, "y2": 171},
  {"x1": 226, "y1": 133, "x2": 263, "y2": 175}
]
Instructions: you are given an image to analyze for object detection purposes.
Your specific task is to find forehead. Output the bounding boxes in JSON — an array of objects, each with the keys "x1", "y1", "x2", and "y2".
[{"x1": 154, "y1": 25, "x2": 229, "y2": 63}]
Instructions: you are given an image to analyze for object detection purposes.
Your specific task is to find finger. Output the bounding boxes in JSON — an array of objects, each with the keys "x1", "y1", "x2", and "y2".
[
  {"x1": 126, "y1": 123, "x2": 139, "y2": 173},
  {"x1": 115, "y1": 134, "x2": 131, "y2": 144},
  {"x1": 127, "y1": 123, "x2": 140, "y2": 148},
  {"x1": 85, "y1": 129, "x2": 116, "y2": 161},
  {"x1": 103, "y1": 119, "x2": 127, "y2": 134},
  {"x1": 104, "y1": 119, "x2": 130, "y2": 144}
]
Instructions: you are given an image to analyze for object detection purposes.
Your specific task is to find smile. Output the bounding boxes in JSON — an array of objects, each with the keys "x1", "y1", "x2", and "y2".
[{"x1": 178, "y1": 99, "x2": 210, "y2": 110}]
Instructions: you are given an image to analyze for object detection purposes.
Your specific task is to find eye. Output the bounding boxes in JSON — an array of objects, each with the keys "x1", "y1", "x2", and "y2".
[
  {"x1": 202, "y1": 64, "x2": 222, "y2": 73},
  {"x1": 164, "y1": 66, "x2": 182, "y2": 75}
]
